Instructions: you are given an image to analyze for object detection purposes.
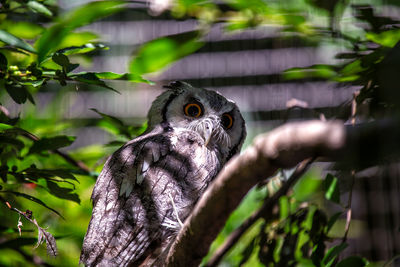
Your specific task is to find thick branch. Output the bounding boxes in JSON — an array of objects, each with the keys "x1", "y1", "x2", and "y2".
[
  {"x1": 205, "y1": 158, "x2": 315, "y2": 267},
  {"x1": 165, "y1": 119, "x2": 400, "y2": 266}
]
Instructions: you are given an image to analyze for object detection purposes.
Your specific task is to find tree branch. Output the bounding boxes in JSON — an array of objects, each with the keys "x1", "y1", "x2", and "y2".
[
  {"x1": 165, "y1": 119, "x2": 400, "y2": 266},
  {"x1": 205, "y1": 157, "x2": 315, "y2": 267}
]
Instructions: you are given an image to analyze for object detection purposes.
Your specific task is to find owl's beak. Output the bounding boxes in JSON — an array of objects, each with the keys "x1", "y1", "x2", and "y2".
[
  {"x1": 202, "y1": 119, "x2": 215, "y2": 147},
  {"x1": 197, "y1": 116, "x2": 220, "y2": 147},
  {"x1": 203, "y1": 129, "x2": 212, "y2": 146}
]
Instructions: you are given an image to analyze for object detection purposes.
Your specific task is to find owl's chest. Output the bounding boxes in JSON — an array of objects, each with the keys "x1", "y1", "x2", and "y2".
[
  {"x1": 149, "y1": 131, "x2": 220, "y2": 201},
  {"x1": 137, "y1": 130, "x2": 222, "y2": 229}
]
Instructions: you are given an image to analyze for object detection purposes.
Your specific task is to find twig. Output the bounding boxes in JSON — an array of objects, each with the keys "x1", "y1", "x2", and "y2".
[
  {"x1": 342, "y1": 91, "x2": 359, "y2": 243},
  {"x1": 205, "y1": 158, "x2": 315, "y2": 267},
  {"x1": 2, "y1": 199, "x2": 58, "y2": 257}
]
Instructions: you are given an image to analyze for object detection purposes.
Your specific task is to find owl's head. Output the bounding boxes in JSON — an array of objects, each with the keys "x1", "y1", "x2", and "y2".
[{"x1": 147, "y1": 81, "x2": 246, "y2": 160}]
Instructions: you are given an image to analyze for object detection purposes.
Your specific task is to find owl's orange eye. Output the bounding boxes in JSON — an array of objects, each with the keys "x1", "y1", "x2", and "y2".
[
  {"x1": 221, "y1": 113, "x2": 233, "y2": 129},
  {"x1": 184, "y1": 103, "x2": 203, "y2": 118}
]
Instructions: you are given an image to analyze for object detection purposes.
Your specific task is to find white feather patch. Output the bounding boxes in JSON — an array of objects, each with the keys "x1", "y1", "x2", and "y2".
[{"x1": 142, "y1": 159, "x2": 150, "y2": 173}]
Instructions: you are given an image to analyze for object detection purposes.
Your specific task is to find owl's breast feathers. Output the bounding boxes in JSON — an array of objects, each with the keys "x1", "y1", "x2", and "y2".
[{"x1": 80, "y1": 126, "x2": 222, "y2": 266}]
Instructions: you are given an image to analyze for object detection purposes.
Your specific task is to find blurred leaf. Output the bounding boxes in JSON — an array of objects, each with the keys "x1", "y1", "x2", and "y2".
[
  {"x1": 239, "y1": 237, "x2": 258, "y2": 266},
  {"x1": 293, "y1": 173, "x2": 321, "y2": 202},
  {"x1": 227, "y1": 0, "x2": 269, "y2": 11},
  {"x1": 0, "y1": 30, "x2": 36, "y2": 53},
  {"x1": 94, "y1": 72, "x2": 153, "y2": 84},
  {"x1": 279, "y1": 196, "x2": 290, "y2": 220},
  {"x1": 58, "y1": 43, "x2": 108, "y2": 56},
  {"x1": 306, "y1": 0, "x2": 339, "y2": 13},
  {"x1": 129, "y1": 30, "x2": 203, "y2": 75},
  {"x1": 5, "y1": 83, "x2": 29, "y2": 104},
  {"x1": 21, "y1": 79, "x2": 45, "y2": 88},
  {"x1": 23, "y1": 167, "x2": 78, "y2": 181},
  {"x1": 29, "y1": 135, "x2": 76, "y2": 154},
  {"x1": 366, "y1": 30, "x2": 400, "y2": 48},
  {"x1": 69, "y1": 72, "x2": 118, "y2": 92},
  {"x1": 1, "y1": 191, "x2": 63, "y2": 217},
  {"x1": 52, "y1": 53, "x2": 79, "y2": 73},
  {"x1": 323, "y1": 174, "x2": 340, "y2": 204},
  {"x1": 0, "y1": 21, "x2": 44, "y2": 39},
  {"x1": 56, "y1": 32, "x2": 99, "y2": 51},
  {"x1": 0, "y1": 136, "x2": 24, "y2": 150},
  {"x1": 336, "y1": 256, "x2": 368, "y2": 267},
  {"x1": 322, "y1": 243, "x2": 348, "y2": 267},
  {"x1": 52, "y1": 53, "x2": 69, "y2": 67},
  {"x1": 0, "y1": 52, "x2": 7, "y2": 71},
  {"x1": 295, "y1": 259, "x2": 316, "y2": 267},
  {"x1": 284, "y1": 65, "x2": 336, "y2": 80},
  {"x1": 46, "y1": 181, "x2": 80, "y2": 204},
  {"x1": 0, "y1": 237, "x2": 37, "y2": 249},
  {"x1": 326, "y1": 212, "x2": 342, "y2": 232},
  {"x1": 90, "y1": 108, "x2": 132, "y2": 139},
  {"x1": 36, "y1": 0, "x2": 125, "y2": 63},
  {"x1": 105, "y1": 140, "x2": 126, "y2": 147},
  {"x1": 0, "y1": 123, "x2": 13, "y2": 131},
  {"x1": 27, "y1": 1, "x2": 53, "y2": 17}
]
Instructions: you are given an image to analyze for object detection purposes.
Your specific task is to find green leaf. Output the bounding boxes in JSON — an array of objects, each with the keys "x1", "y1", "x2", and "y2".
[
  {"x1": 322, "y1": 243, "x2": 348, "y2": 267},
  {"x1": 366, "y1": 29, "x2": 400, "y2": 48},
  {"x1": 293, "y1": 173, "x2": 321, "y2": 202},
  {"x1": 70, "y1": 72, "x2": 118, "y2": 92},
  {"x1": 336, "y1": 256, "x2": 369, "y2": 267},
  {"x1": 57, "y1": 43, "x2": 108, "y2": 56},
  {"x1": 0, "y1": 136, "x2": 25, "y2": 150},
  {"x1": 29, "y1": 135, "x2": 76, "y2": 154},
  {"x1": 0, "y1": 21, "x2": 44, "y2": 39},
  {"x1": 23, "y1": 167, "x2": 78, "y2": 181},
  {"x1": 21, "y1": 79, "x2": 45, "y2": 88},
  {"x1": 5, "y1": 83, "x2": 28, "y2": 104},
  {"x1": 323, "y1": 173, "x2": 340, "y2": 204},
  {"x1": 46, "y1": 181, "x2": 80, "y2": 204},
  {"x1": 0, "y1": 30, "x2": 36, "y2": 53},
  {"x1": 27, "y1": 1, "x2": 53, "y2": 17},
  {"x1": 326, "y1": 212, "x2": 342, "y2": 232},
  {"x1": 52, "y1": 53, "x2": 79, "y2": 73},
  {"x1": 73, "y1": 71, "x2": 153, "y2": 84},
  {"x1": 1, "y1": 191, "x2": 63, "y2": 217},
  {"x1": 129, "y1": 30, "x2": 203, "y2": 75},
  {"x1": 0, "y1": 52, "x2": 7, "y2": 70},
  {"x1": 52, "y1": 53, "x2": 69, "y2": 67},
  {"x1": 0, "y1": 123, "x2": 13, "y2": 131},
  {"x1": 284, "y1": 65, "x2": 336, "y2": 80},
  {"x1": 91, "y1": 108, "x2": 132, "y2": 139},
  {"x1": 36, "y1": 1, "x2": 125, "y2": 63},
  {"x1": 0, "y1": 237, "x2": 38, "y2": 249},
  {"x1": 279, "y1": 195, "x2": 290, "y2": 220}
]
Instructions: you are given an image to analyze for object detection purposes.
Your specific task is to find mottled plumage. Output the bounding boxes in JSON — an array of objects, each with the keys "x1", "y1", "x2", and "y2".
[{"x1": 80, "y1": 81, "x2": 246, "y2": 266}]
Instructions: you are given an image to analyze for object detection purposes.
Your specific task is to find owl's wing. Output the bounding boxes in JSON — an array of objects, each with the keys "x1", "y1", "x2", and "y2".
[{"x1": 80, "y1": 129, "x2": 171, "y2": 267}]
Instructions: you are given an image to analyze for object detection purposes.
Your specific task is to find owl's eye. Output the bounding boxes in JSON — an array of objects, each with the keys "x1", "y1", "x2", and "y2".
[
  {"x1": 184, "y1": 103, "x2": 203, "y2": 118},
  {"x1": 221, "y1": 113, "x2": 234, "y2": 129}
]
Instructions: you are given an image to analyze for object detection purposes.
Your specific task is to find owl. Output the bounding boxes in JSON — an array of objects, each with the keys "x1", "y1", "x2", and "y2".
[{"x1": 80, "y1": 81, "x2": 246, "y2": 266}]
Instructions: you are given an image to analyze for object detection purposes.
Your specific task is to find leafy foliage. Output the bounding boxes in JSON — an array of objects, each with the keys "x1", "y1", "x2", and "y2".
[{"x1": 0, "y1": 0, "x2": 148, "y2": 264}]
